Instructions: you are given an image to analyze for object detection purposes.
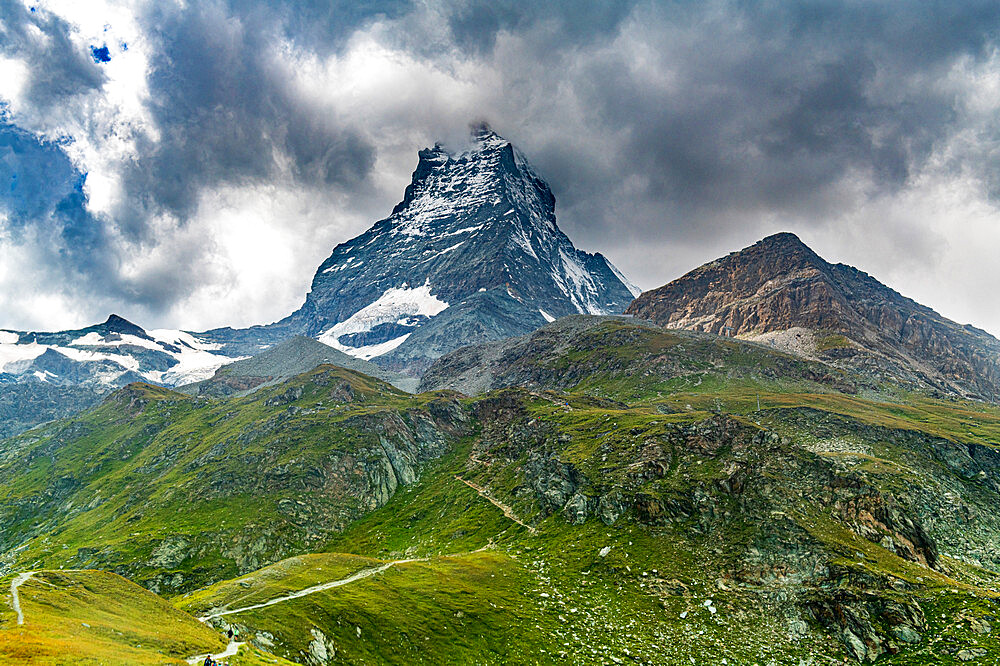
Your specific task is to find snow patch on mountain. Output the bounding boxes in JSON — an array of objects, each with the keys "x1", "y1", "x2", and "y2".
[
  {"x1": 71, "y1": 331, "x2": 162, "y2": 352},
  {"x1": 441, "y1": 224, "x2": 483, "y2": 237},
  {"x1": 512, "y1": 226, "x2": 538, "y2": 260},
  {"x1": 555, "y1": 249, "x2": 604, "y2": 315},
  {"x1": 0, "y1": 341, "x2": 47, "y2": 372},
  {"x1": 150, "y1": 329, "x2": 225, "y2": 352},
  {"x1": 0, "y1": 331, "x2": 19, "y2": 344},
  {"x1": 317, "y1": 283, "x2": 449, "y2": 358},
  {"x1": 155, "y1": 352, "x2": 243, "y2": 386},
  {"x1": 325, "y1": 332, "x2": 413, "y2": 361},
  {"x1": 148, "y1": 330, "x2": 237, "y2": 383},
  {"x1": 54, "y1": 346, "x2": 142, "y2": 372},
  {"x1": 0, "y1": 340, "x2": 141, "y2": 386}
]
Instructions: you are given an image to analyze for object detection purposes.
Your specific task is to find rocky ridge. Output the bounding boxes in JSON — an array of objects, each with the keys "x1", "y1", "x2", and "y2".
[{"x1": 625, "y1": 232, "x2": 1000, "y2": 401}]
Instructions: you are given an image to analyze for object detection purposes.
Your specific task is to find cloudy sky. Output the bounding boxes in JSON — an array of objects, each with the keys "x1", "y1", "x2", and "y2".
[{"x1": 3, "y1": 0, "x2": 1000, "y2": 336}]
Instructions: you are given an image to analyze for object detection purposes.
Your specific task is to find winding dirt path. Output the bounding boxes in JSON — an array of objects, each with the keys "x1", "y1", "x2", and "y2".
[
  {"x1": 198, "y1": 558, "x2": 426, "y2": 622},
  {"x1": 10, "y1": 571, "x2": 34, "y2": 626},
  {"x1": 185, "y1": 640, "x2": 244, "y2": 665},
  {"x1": 455, "y1": 475, "x2": 536, "y2": 533}
]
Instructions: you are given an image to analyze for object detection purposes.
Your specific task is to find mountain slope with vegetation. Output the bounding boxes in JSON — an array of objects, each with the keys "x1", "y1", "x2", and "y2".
[
  {"x1": 0, "y1": 569, "x2": 224, "y2": 664},
  {"x1": 0, "y1": 366, "x2": 467, "y2": 595},
  {"x1": 3, "y1": 316, "x2": 1000, "y2": 663}
]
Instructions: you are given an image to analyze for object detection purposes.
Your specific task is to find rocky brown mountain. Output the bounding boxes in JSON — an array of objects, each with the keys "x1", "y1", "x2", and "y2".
[{"x1": 625, "y1": 232, "x2": 1000, "y2": 401}]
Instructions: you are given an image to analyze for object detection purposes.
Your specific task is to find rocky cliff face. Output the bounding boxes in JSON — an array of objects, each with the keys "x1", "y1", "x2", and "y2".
[{"x1": 626, "y1": 232, "x2": 1000, "y2": 400}]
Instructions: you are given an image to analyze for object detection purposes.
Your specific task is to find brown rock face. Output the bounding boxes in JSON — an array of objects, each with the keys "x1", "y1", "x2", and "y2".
[{"x1": 625, "y1": 232, "x2": 1000, "y2": 400}]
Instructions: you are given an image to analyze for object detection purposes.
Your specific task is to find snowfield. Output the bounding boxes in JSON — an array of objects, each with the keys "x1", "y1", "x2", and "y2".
[
  {"x1": 0, "y1": 326, "x2": 239, "y2": 387},
  {"x1": 318, "y1": 282, "x2": 448, "y2": 359}
]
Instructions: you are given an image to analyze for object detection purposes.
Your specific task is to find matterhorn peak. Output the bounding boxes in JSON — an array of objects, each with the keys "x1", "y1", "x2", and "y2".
[
  {"x1": 468, "y1": 121, "x2": 509, "y2": 149},
  {"x1": 236, "y1": 125, "x2": 639, "y2": 375}
]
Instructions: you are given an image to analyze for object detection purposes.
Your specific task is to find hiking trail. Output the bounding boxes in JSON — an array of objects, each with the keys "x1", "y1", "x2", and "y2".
[
  {"x1": 10, "y1": 571, "x2": 33, "y2": 626},
  {"x1": 198, "y1": 557, "x2": 426, "y2": 622},
  {"x1": 185, "y1": 640, "x2": 244, "y2": 665},
  {"x1": 455, "y1": 475, "x2": 537, "y2": 533}
]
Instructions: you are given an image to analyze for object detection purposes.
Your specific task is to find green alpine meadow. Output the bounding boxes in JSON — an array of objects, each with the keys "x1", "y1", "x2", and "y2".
[{"x1": 4, "y1": 313, "x2": 1000, "y2": 664}]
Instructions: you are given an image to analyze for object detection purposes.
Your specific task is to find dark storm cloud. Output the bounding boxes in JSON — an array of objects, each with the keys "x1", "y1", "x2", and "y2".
[
  {"x1": 0, "y1": 0, "x2": 106, "y2": 111},
  {"x1": 117, "y1": 0, "x2": 639, "y2": 228},
  {"x1": 526, "y1": 1, "x2": 1000, "y2": 240},
  {"x1": 250, "y1": 0, "x2": 413, "y2": 52},
  {"x1": 119, "y1": 1, "x2": 377, "y2": 227},
  {"x1": 443, "y1": 0, "x2": 638, "y2": 54}
]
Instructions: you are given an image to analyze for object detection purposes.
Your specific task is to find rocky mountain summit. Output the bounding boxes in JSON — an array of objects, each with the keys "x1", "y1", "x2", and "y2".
[
  {"x1": 203, "y1": 124, "x2": 638, "y2": 374},
  {"x1": 626, "y1": 232, "x2": 1000, "y2": 401}
]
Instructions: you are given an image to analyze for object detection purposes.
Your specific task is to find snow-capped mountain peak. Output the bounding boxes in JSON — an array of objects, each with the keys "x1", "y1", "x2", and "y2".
[
  {"x1": 0, "y1": 125, "x2": 642, "y2": 437},
  {"x1": 388, "y1": 124, "x2": 553, "y2": 240},
  {"x1": 259, "y1": 124, "x2": 638, "y2": 374},
  {"x1": 0, "y1": 126, "x2": 640, "y2": 392},
  {"x1": 0, "y1": 314, "x2": 239, "y2": 389}
]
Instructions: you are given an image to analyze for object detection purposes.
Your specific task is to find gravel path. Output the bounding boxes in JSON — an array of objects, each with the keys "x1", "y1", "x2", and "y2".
[
  {"x1": 10, "y1": 571, "x2": 34, "y2": 625},
  {"x1": 185, "y1": 640, "x2": 244, "y2": 665},
  {"x1": 455, "y1": 476, "x2": 536, "y2": 533},
  {"x1": 198, "y1": 557, "x2": 426, "y2": 622}
]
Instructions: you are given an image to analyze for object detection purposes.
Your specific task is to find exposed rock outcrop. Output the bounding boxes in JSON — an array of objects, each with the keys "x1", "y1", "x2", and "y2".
[{"x1": 625, "y1": 232, "x2": 1000, "y2": 401}]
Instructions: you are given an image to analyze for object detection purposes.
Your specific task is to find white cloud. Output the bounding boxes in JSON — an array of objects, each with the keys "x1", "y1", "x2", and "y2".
[{"x1": 0, "y1": 56, "x2": 30, "y2": 107}]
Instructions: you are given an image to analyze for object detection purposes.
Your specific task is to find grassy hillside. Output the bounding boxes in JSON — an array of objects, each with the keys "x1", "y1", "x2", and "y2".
[
  {"x1": 4, "y1": 317, "x2": 1000, "y2": 663},
  {"x1": 168, "y1": 387, "x2": 1000, "y2": 663},
  {"x1": 0, "y1": 365, "x2": 467, "y2": 594},
  {"x1": 176, "y1": 550, "x2": 570, "y2": 665},
  {"x1": 0, "y1": 569, "x2": 223, "y2": 664}
]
